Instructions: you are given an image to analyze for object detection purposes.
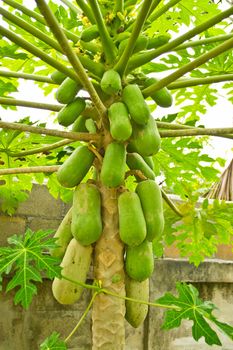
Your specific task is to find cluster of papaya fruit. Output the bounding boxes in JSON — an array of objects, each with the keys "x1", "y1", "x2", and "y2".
[{"x1": 50, "y1": 66, "x2": 172, "y2": 328}]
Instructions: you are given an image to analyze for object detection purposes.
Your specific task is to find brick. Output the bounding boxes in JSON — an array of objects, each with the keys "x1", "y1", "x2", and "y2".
[
  {"x1": 0, "y1": 216, "x2": 26, "y2": 245},
  {"x1": 27, "y1": 217, "x2": 61, "y2": 232},
  {"x1": 16, "y1": 184, "x2": 63, "y2": 219},
  {"x1": 215, "y1": 244, "x2": 233, "y2": 260}
]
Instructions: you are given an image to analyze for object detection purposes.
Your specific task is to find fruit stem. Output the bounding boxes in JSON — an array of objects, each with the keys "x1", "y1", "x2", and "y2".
[
  {"x1": 114, "y1": 0, "x2": 153, "y2": 76},
  {"x1": 88, "y1": 0, "x2": 117, "y2": 64},
  {"x1": 2, "y1": 0, "x2": 79, "y2": 42},
  {"x1": 0, "y1": 25, "x2": 77, "y2": 81},
  {"x1": 128, "y1": 5, "x2": 233, "y2": 72},
  {"x1": 35, "y1": 0, "x2": 107, "y2": 117},
  {"x1": 142, "y1": 36, "x2": 233, "y2": 96},
  {"x1": 65, "y1": 291, "x2": 99, "y2": 343}
]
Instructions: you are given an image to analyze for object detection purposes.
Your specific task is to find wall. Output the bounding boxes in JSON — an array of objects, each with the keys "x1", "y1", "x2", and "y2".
[{"x1": 0, "y1": 185, "x2": 232, "y2": 350}]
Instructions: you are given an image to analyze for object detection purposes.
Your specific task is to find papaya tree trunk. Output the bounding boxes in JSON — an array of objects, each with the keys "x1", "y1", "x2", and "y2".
[{"x1": 92, "y1": 185, "x2": 126, "y2": 350}]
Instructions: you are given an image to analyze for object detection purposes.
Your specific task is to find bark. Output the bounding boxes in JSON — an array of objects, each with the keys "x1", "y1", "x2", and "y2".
[{"x1": 92, "y1": 186, "x2": 125, "y2": 350}]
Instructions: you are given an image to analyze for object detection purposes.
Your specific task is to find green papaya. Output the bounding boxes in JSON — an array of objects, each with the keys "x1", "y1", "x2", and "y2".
[
  {"x1": 50, "y1": 207, "x2": 72, "y2": 259},
  {"x1": 55, "y1": 77, "x2": 82, "y2": 104},
  {"x1": 100, "y1": 69, "x2": 122, "y2": 95},
  {"x1": 125, "y1": 240, "x2": 154, "y2": 281},
  {"x1": 118, "y1": 191, "x2": 147, "y2": 246},
  {"x1": 80, "y1": 40, "x2": 101, "y2": 55},
  {"x1": 118, "y1": 35, "x2": 148, "y2": 55},
  {"x1": 129, "y1": 115, "x2": 161, "y2": 156},
  {"x1": 144, "y1": 77, "x2": 173, "y2": 108},
  {"x1": 71, "y1": 183, "x2": 102, "y2": 246},
  {"x1": 52, "y1": 238, "x2": 92, "y2": 304},
  {"x1": 125, "y1": 276, "x2": 149, "y2": 328},
  {"x1": 115, "y1": 31, "x2": 131, "y2": 44},
  {"x1": 57, "y1": 145, "x2": 95, "y2": 188},
  {"x1": 85, "y1": 118, "x2": 96, "y2": 133},
  {"x1": 122, "y1": 84, "x2": 150, "y2": 125},
  {"x1": 147, "y1": 34, "x2": 171, "y2": 50},
  {"x1": 136, "y1": 180, "x2": 164, "y2": 241},
  {"x1": 126, "y1": 153, "x2": 155, "y2": 180},
  {"x1": 72, "y1": 115, "x2": 88, "y2": 132},
  {"x1": 80, "y1": 24, "x2": 99, "y2": 42},
  {"x1": 108, "y1": 102, "x2": 132, "y2": 142},
  {"x1": 51, "y1": 70, "x2": 67, "y2": 84},
  {"x1": 143, "y1": 156, "x2": 154, "y2": 171},
  {"x1": 57, "y1": 97, "x2": 86, "y2": 127},
  {"x1": 100, "y1": 142, "x2": 126, "y2": 187}
]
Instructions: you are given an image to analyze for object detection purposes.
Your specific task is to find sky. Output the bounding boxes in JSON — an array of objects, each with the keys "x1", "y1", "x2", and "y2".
[{"x1": 0, "y1": 0, "x2": 233, "y2": 171}]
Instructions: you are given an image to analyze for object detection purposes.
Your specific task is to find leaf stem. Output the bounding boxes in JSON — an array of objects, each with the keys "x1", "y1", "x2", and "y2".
[
  {"x1": 61, "y1": 275, "x2": 100, "y2": 291},
  {"x1": 0, "y1": 70, "x2": 55, "y2": 84},
  {"x1": 8, "y1": 139, "x2": 73, "y2": 158},
  {"x1": 75, "y1": 0, "x2": 96, "y2": 24},
  {"x1": 64, "y1": 291, "x2": 98, "y2": 343},
  {"x1": 174, "y1": 33, "x2": 233, "y2": 51},
  {"x1": 161, "y1": 189, "x2": 183, "y2": 217},
  {"x1": 35, "y1": 0, "x2": 106, "y2": 117},
  {"x1": 143, "y1": 36, "x2": 233, "y2": 96},
  {"x1": 128, "y1": 5, "x2": 233, "y2": 72},
  {"x1": 148, "y1": 0, "x2": 163, "y2": 16},
  {"x1": 0, "y1": 97, "x2": 62, "y2": 111},
  {"x1": 88, "y1": 0, "x2": 117, "y2": 64},
  {"x1": 168, "y1": 74, "x2": 233, "y2": 89},
  {"x1": 0, "y1": 166, "x2": 59, "y2": 175},
  {"x1": 114, "y1": 0, "x2": 153, "y2": 76},
  {"x1": 148, "y1": 0, "x2": 182, "y2": 23},
  {"x1": 0, "y1": 121, "x2": 100, "y2": 142},
  {"x1": 60, "y1": 0, "x2": 80, "y2": 15},
  {"x1": 3, "y1": 0, "x2": 79, "y2": 42},
  {"x1": 0, "y1": 25, "x2": 77, "y2": 81},
  {"x1": 0, "y1": 6, "x2": 62, "y2": 53},
  {"x1": 159, "y1": 127, "x2": 233, "y2": 138}
]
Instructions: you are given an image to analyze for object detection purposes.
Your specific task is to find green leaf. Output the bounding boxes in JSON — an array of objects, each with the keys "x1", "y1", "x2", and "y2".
[
  {"x1": 0, "y1": 229, "x2": 61, "y2": 308},
  {"x1": 156, "y1": 282, "x2": 233, "y2": 346},
  {"x1": 40, "y1": 332, "x2": 67, "y2": 350}
]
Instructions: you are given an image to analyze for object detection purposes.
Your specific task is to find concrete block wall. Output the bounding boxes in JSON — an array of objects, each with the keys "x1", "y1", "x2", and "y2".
[{"x1": 0, "y1": 185, "x2": 233, "y2": 349}]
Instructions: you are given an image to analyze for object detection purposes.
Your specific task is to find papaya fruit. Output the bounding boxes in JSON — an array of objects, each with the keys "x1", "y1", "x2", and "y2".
[
  {"x1": 122, "y1": 84, "x2": 150, "y2": 125},
  {"x1": 80, "y1": 24, "x2": 99, "y2": 42},
  {"x1": 118, "y1": 35, "x2": 148, "y2": 55},
  {"x1": 128, "y1": 114, "x2": 161, "y2": 156},
  {"x1": 144, "y1": 77, "x2": 173, "y2": 108},
  {"x1": 85, "y1": 118, "x2": 96, "y2": 133},
  {"x1": 52, "y1": 238, "x2": 92, "y2": 304},
  {"x1": 50, "y1": 70, "x2": 67, "y2": 84},
  {"x1": 118, "y1": 191, "x2": 147, "y2": 246},
  {"x1": 100, "y1": 142, "x2": 126, "y2": 187},
  {"x1": 143, "y1": 156, "x2": 154, "y2": 171},
  {"x1": 126, "y1": 153, "x2": 155, "y2": 180},
  {"x1": 57, "y1": 145, "x2": 95, "y2": 188},
  {"x1": 125, "y1": 240, "x2": 154, "y2": 281},
  {"x1": 55, "y1": 77, "x2": 82, "y2": 104},
  {"x1": 80, "y1": 40, "x2": 101, "y2": 55},
  {"x1": 100, "y1": 69, "x2": 122, "y2": 95},
  {"x1": 50, "y1": 207, "x2": 72, "y2": 259},
  {"x1": 108, "y1": 102, "x2": 132, "y2": 142},
  {"x1": 147, "y1": 34, "x2": 171, "y2": 50},
  {"x1": 57, "y1": 97, "x2": 86, "y2": 127},
  {"x1": 125, "y1": 276, "x2": 149, "y2": 328},
  {"x1": 136, "y1": 180, "x2": 164, "y2": 241},
  {"x1": 72, "y1": 115, "x2": 88, "y2": 132},
  {"x1": 71, "y1": 183, "x2": 102, "y2": 246},
  {"x1": 115, "y1": 31, "x2": 131, "y2": 44}
]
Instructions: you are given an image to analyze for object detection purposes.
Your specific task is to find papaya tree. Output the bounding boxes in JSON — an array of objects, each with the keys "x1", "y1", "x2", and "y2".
[{"x1": 0, "y1": 0, "x2": 233, "y2": 349}]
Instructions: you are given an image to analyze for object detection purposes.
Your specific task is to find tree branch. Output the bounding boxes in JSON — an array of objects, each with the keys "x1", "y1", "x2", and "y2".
[
  {"x1": 35, "y1": 0, "x2": 106, "y2": 117},
  {"x1": 159, "y1": 127, "x2": 233, "y2": 138},
  {"x1": 114, "y1": 0, "x2": 153, "y2": 76},
  {"x1": 9, "y1": 139, "x2": 73, "y2": 158},
  {"x1": 0, "y1": 121, "x2": 101, "y2": 142},
  {"x1": 128, "y1": 5, "x2": 233, "y2": 72},
  {"x1": 168, "y1": 74, "x2": 233, "y2": 89},
  {"x1": 0, "y1": 25, "x2": 77, "y2": 81},
  {"x1": 88, "y1": 0, "x2": 117, "y2": 64},
  {"x1": 0, "y1": 70, "x2": 55, "y2": 84},
  {"x1": 0, "y1": 165, "x2": 59, "y2": 175},
  {"x1": 3, "y1": 0, "x2": 79, "y2": 42},
  {"x1": 161, "y1": 189, "x2": 183, "y2": 217},
  {"x1": 0, "y1": 97, "x2": 62, "y2": 111},
  {"x1": 143, "y1": 36, "x2": 233, "y2": 96}
]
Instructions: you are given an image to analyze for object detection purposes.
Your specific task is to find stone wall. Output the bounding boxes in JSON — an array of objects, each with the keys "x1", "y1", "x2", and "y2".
[{"x1": 0, "y1": 185, "x2": 233, "y2": 350}]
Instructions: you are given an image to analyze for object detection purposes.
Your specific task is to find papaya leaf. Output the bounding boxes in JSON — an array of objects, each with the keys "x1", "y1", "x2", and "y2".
[
  {"x1": 157, "y1": 282, "x2": 233, "y2": 346},
  {"x1": 0, "y1": 229, "x2": 61, "y2": 309},
  {"x1": 40, "y1": 332, "x2": 67, "y2": 350}
]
